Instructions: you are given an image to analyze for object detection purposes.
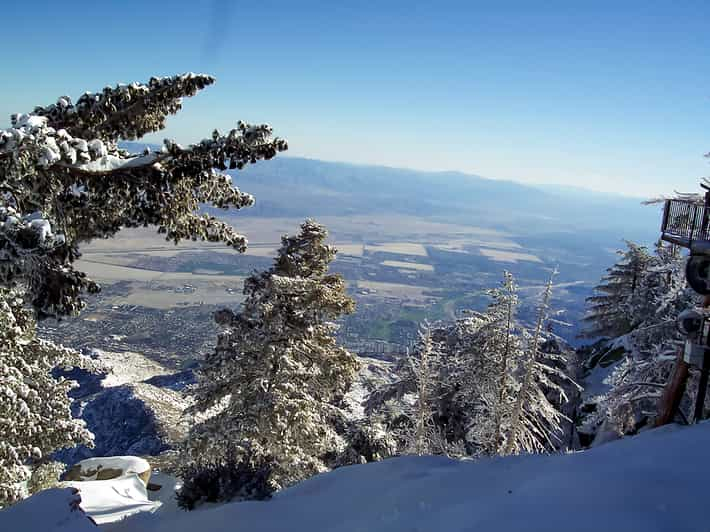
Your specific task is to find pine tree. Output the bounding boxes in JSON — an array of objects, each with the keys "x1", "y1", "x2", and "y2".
[
  {"x1": 183, "y1": 220, "x2": 359, "y2": 493},
  {"x1": 367, "y1": 271, "x2": 576, "y2": 458},
  {"x1": 583, "y1": 241, "x2": 655, "y2": 338},
  {"x1": 0, "y1": 288, "x2": 95, "y2": 506},
  {"x1": 403, "y1": 324, "x2": 446, "y2": 455},
  {"x1": 0, "y1": 73, "x2": 286, "y2": 503},
  {"x1": 1, "y1": 73, "x2": 286, "y2": 317},
  {"x1": 503, "y1": 272, "x2": 576, "y2": 455},
  {"x1": 365, "y1": 321, "x2": 465, "y2": 457},
  {"x1": 586, "y1": 241, "x2": 698, "y2": 434},
  {"x1": 454, "y1": 272, "x2": 526, "y2": 456},
  {"x1": 491, "y1": 272, "x2": 519, "y2": 451}
]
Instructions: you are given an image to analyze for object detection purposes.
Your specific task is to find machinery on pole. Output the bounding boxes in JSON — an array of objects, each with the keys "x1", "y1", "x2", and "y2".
[{"x1": 657, "y1": 185, "x2": 710, "y2": 424}]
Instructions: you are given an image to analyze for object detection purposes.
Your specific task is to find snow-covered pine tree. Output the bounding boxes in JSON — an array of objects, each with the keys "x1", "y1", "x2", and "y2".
[
  {"x1": 367, "y1": 272, "x2": 576, "y2": 458},
  {"x1": 489, "y1": 272, "x2": 519, "y2": 451},
  {"x1": 584, "y1": 240, "x2": 699, "y2": 435},
  {"x1": 1, "y1": 73, "x2": 286, "y2": 317},
  {"x1": 503, "y1": 271, "x2": 578, "y2": 455},
  {"x1": 364, "y1": 320, "x2": 467, "y2": 456},
  {"x1": 454, "y1": 272, "x2": 526, "y2": 456},
  {"x1": 183, "y1": 220, "x2": 359, "y2": 495},
  {"x1": 0, "y1": 73, "x2": 286, "y2": 503},
  {"x1": 583, "y1": 241, "x2": 655, "y2": 339},
  {"x1": 0, "y1": 288, "x2": 95, "y2": 506},
  {"x1": 403, "y1": 324, "x2": 446, "y2": 455}
]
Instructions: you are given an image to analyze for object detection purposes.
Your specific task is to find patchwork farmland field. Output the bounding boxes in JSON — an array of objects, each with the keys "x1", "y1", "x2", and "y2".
[{"x1": 51, "y1": 213, "x2": 602, "y2": 360}]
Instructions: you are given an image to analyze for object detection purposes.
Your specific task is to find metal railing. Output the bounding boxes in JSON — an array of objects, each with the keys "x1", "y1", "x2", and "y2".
[{"x1": 661, "y1": 199, "x2": 710, "y2": 248}]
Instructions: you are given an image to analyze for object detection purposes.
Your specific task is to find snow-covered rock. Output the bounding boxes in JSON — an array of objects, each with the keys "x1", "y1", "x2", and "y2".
[
  {"x1": 62, "y1": 474, "x2": 161, "y2": 525},
  {"x1": 63, "y1": 456, "x2": 152, "y2": 485},
  {"x1": 343, "y1": 357, "x2": 396, "y2": 420},
  {"x1": 99, "y1": 421, "x2": 710, "y2": 532},
  {"x1": 90, "y1": 349, "x2": 171, "y2": 388}
]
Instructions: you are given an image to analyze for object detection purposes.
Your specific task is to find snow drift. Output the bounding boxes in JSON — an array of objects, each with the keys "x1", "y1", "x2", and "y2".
[
  {"x1": 4, "y1": 421, "x2": 709, "y2": 532},
  {"x1": 0, "y1": 488, "x2": 96, "y2": 532},
  {"x1": 110, "y1": 422, "x2": 709, "y2": 532}
]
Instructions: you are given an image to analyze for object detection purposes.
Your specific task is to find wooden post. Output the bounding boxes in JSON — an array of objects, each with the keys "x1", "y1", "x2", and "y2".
[
  {"x1": 655, "y1": 347, "x2": 689, "y2": 427},
  {"x1": 656, "y1": 294, "x2": 710, "y2": 426}
]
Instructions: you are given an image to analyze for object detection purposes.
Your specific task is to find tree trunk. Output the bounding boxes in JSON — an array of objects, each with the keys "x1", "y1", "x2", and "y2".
[
  {"x1": 504, "y1": 273, "x2": 555, "y2": 455},
  {"x1": 493, "y1": 297, "x2": 513, "y2": 453}
]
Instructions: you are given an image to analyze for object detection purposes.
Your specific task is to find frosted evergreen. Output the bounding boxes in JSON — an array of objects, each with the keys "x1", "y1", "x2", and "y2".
[
  {"x1": 370, "y1": 271, "x2": 577, "y2": 457},
  {"x1": 0, "y1": 73, "x2": 285, "y2": 506},
  {"x1": 0, "y1": 73, "x2": 287, "y2": 317},
  {"x1": 584, "y1": 241, "x2": 700, "y2": 433},
  {"x1": 183, "y1": 220, "x2": 359, "y2": 491},
  {"x1": 0, "y1": 288, "x2": 95, "y2": 506}
]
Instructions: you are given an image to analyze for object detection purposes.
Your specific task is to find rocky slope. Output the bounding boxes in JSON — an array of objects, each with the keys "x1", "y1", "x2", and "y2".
[{"x1": 56, "y1": 350, "x2": 192, "y2": 465}]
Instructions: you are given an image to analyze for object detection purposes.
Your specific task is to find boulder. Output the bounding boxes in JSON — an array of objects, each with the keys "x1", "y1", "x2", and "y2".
[{"x1": 63, "y1": 456, "x2": 152, "y2": 486}]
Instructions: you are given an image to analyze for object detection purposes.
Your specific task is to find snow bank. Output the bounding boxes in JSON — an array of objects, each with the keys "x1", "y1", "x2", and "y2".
[
  {"x1": 103, "y1": 422, "x2": 710, "y2": 532},
  {"x1": 62, "y1": 474, "x2": 161, "y2": 525},
  {"x1": 0, "y1": 488, "x2": 96, "y2": 532}
]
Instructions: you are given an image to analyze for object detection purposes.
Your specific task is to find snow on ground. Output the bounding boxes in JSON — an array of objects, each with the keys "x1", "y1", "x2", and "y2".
[
  {"x1": 144, "y1": 471, "x2": 183, "y2": 516},
  {"x1": 94, "y1": 421, "x2": 710, "y2": 532},
  {"x1": 0, "y1": 488, "x2": 96, "y2": 532}
]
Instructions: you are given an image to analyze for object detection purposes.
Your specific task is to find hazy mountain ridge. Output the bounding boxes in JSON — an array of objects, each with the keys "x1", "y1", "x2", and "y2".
[
  {"x1": 233, "y1": 157, "x2": 660, "y2": 240},
  {"x1": 120, "y1": 142, "x2": 660, "y2": 244}
]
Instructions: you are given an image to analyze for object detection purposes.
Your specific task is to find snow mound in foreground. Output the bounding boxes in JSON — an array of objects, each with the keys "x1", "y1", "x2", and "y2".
[
  {"x1": 0, "y1": 488, "x2": 95, "y2": 532},
  {"x1": 5, "y1": 422, "x2": 709, "y2": 532},
  {"x1": 103, "y1": 422, "x2": 709, "y2": 532}
]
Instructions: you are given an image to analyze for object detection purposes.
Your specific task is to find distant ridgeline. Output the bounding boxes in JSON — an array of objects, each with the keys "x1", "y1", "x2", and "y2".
[{"x1": 120, "y1": 142, "x2": 659, "y2": 245}]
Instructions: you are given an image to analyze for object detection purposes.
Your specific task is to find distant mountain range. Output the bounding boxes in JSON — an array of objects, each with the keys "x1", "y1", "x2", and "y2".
[{"x1": 120, "y1": 142, "x2": 662, "y2": 245}]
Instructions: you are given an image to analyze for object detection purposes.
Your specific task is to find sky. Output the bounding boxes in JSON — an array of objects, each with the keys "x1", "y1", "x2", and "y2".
[{"x1": 2, "y1": 0, "x2": 710, "y2": 197}]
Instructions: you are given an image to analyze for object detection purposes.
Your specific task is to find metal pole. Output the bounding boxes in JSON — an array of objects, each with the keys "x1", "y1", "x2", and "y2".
[
  {"x1": 661, "y1": 200, "x2": 670, "y2": 233},
  {"x1": 694, "y1": 356, "x2": 710, "y2": 423},
  {"x1": 694, "y1": 324, "x2": 710, "y2": 423},
  {"x1": 656, "y1": 346, "x2": 689, "y2": 427},
  {"x1": 693, "y1": 190, "x2": 710, "y2": 423}
]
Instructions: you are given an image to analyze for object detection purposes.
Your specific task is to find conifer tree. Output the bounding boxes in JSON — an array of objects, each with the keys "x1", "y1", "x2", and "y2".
[
  {"x1": 0, "y1": 73, "x2": 286, "y2": 503},
  {"x1": 183, "y1": 220, "x2": 359, "y2": 493},
  {"x1": 0, "y1": 288, "x2": 95, "y2": 506},
  {"x1": 586, "y1": 241, "x2": 699, "y2": 434},
  {"x1": 366, "y1": 321, "x2": 466, "y2": 456},
  {"x1": 583, "y1": 242, "x2": 655, "y2": 338},
  {"x1": 403, "y1": 324, "x2": 447, "y2": 455},
  {"x1": 1, "y1": 73, "x2": 286, "y2": 317},
  {"x1": 368, "y1": 271, "x2": 577, "y2": 458},
  {"x1": 503, "y1": 272, "x2": 576, "y2": 455},
  {"x1": 490, "y1": 272, "x2": 519, "y2": 450},
  {"x1": 454, "y1": 272, "x2": 526, "y2": 456}
]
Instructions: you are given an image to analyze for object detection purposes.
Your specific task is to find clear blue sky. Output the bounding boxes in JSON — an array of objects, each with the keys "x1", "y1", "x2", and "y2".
[{"x1": 2, "y1": 0, "x2": 709, "y2": 197}]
